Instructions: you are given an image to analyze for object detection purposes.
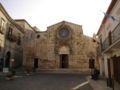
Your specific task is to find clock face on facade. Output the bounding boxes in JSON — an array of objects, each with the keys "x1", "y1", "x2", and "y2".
[{"x1": 58, "y1": 29, "x2": 70, "y2": 38}]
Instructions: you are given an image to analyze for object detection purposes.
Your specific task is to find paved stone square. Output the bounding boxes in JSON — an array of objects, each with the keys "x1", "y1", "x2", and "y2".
[{"x1": 0, "y1": 73, "x2": 93, "y2": 90}]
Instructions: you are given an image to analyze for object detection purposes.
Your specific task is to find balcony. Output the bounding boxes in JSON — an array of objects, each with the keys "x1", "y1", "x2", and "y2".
[
  {"x1": 6, "y1": 34, "x2": 18, "y2": 42},
  {"x1": 0, "y1": 27, "x2": 4, "y2": 34},
  {"x1": 102, "y1": 37, "x2": 109, "y2": 51},
  {"x1": 102, "y1": 23, "x2": 120, "y2": 52},
  {"x1": 14, "y1": 45, "x2": 23, "y2": 53},
  {"x1": 112, "y1": 23, "x2": 120, "y2": 43}
]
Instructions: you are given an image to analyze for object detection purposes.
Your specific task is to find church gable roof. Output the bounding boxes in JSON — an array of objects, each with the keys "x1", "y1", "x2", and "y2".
[{"x1": 47, "y1": 21, "x2": 82, "y2": 29}]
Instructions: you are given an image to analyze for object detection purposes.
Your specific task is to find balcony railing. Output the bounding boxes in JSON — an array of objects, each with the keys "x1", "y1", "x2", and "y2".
[
  {"x1": 6, "y1": 34, "x2": 18, "y2": 42},
  {"x1": 102, "y1": 37, "x2": 109, "y2": 51},
  {"x1": 0, "y1": 27, "x2": 5, "y2": 34},
  {"x1": 112, "y1": 23, "x2": 120, "y2": 43},
  {"x1": 15, "y1": 46, "x2": 23, "y2": 53},
  {"x1": 102, "y1": 23, "x2": 120, "y2": 52}
]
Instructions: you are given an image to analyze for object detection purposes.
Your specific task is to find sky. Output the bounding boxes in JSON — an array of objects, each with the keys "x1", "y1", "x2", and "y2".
[{"x1": 0, "y1": 0, "x2": 111, "y2": 37}]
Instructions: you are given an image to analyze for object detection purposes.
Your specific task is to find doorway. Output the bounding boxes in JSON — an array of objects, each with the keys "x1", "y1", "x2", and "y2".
[
  {"x1": 112, "y1": 56, "x2": 120, "y2": 84},
  {"x1": 60, "y1": 54, "x2": 69, "y2": 68},
  {"x1": 5, "y1": 51, "x2": 11, "y2": 68},
  {"x1": 34, "y1": 58, "x2": 38, "y2": 69}
]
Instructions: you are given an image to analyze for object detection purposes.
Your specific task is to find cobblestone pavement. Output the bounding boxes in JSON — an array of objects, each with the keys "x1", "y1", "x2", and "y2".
[{"x1": 0, "y1": 73, "x2": 93, "y2": 90}]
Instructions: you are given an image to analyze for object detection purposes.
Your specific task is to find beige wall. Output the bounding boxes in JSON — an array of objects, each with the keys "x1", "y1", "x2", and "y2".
[
  {"x1": 0, "y1": 3, "x2": 98, "y2": 71},
  {"x1": 31, "y1": 21, "x2": 98, "y2": 71},
  {"x1": 16, "y1": 20, "x2": 36, "y2": 67},
  {"x1": 98, "y1": 0, "x2": 120, "y2": 78},
  {"x1": 99, "y1": 0, "x2": 120, "y2": 42},
  {"x1": 0, "y1": 5, "x2": 10, "y2": 59},
  {"x1": 0, "y1": 4, "x2": 24, "y2": 67}
]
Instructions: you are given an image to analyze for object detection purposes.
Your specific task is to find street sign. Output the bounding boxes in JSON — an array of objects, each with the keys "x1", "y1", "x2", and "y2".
[{"x1": 3, "y1": 67, "x2": 9, "y2": 73}]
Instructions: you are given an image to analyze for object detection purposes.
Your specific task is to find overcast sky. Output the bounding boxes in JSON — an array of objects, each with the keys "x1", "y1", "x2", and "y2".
[{"x1": 1, "y1": 0, "x2": 111, "y2": 37}]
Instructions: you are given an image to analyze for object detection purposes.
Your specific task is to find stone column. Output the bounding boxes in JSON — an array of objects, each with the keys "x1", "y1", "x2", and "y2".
[
  {"x1": 99, "y1": 57, "x2": 104, "y2": 76},
  {"x1": 103, "y1": 54, "x2": 109, "y2": 78}
]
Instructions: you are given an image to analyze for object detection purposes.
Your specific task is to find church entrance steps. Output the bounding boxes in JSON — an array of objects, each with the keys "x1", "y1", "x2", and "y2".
[{"x1": 36, "y1": 69, "x2": 90, "y2": 74}]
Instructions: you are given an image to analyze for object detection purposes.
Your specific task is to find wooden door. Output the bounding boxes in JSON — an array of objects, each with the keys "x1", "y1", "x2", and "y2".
[{"x1": 60, "y1": 54, "x2": 69, "y2": 68}]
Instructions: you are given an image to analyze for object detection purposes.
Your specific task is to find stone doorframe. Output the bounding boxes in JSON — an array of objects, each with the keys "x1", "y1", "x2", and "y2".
[{"x1": 58, "y1": 46, "x2": 70, "y2": 68}]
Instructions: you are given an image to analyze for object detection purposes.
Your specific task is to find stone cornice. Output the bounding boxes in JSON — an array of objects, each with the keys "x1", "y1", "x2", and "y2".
[
  {"x1": 97, "y1": 0, "x2": 118, "y2": 35},
  {"x1": 47, "y1": 21, "x2": 82, "y2": 29},
  {"x1": 0, "y1": 3, "x2": 24, "y2": 33},
  {"x1": 0, "y1": 3, "x2": 13, "y2": 22}
]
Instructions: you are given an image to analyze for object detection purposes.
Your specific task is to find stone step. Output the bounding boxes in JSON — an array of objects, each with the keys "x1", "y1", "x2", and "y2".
[
  {"x1": 1, "y1": 68, "x2": 90, "y2": 76},
  {"x1": 36, "y1": 69, "x2": 90, "y2": 74}
]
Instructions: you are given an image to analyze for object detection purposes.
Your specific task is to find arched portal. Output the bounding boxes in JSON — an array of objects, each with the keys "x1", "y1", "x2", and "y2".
[{"x1": 5, "y1": 51, "x2": 11, "y2": 68}]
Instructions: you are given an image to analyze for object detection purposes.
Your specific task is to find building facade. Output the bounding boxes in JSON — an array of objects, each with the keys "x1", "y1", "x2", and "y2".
[
  {"x1": 0, "y1": 3, "x2": 98, "y2": 73},
  {"x1": 15, "y1": 19, "x2": 36, "y2": 70},
  {"x1": 97, "y1": 0, "x2": 120, "y2": 87},
  {"x1": 0, "y1": 3, "x2": 24, "y2": 71},
  {"x1": 23, "y1": 21, "x2": 98, "y2": 72}
]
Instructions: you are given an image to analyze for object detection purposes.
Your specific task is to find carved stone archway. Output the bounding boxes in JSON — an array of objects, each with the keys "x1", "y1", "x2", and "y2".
[{"x1": 58, "y1": 46, "x2": 70, "y2": 54}]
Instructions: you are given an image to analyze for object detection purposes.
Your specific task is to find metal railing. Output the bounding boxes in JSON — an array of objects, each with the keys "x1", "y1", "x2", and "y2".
[
  {"x1": 102, "y1": 37, "x2": 109, "y2": 51},
  {"x1": 102, "y1": 22, "x2": 120, "y2": 52},
  {"x1": 112, "y1": 23, "x2": 120, "y2": 43}
]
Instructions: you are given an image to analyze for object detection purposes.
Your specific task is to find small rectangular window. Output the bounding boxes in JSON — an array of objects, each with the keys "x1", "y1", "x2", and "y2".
[
  {"x1": 8, "y1": 27, "x2": 13, "y2": 36},
  {"x1": 0, "y1": 40, "x2": 2, "y2": 52},
  {"x1": 17, "y1": 33, "x2": 21, "y2": 45},
  {"x1": 0, "y1": 46, "x2": 1, "y2": 52},
  {"x1": 0, "y1": 18, "x2": 5, "y2": 34}
]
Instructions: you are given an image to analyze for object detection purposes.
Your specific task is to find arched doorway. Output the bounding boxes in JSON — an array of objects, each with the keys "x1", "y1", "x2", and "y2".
[
  {"x1": 59, "y1": 46, "x2": 69, "y2": 68},
  {"x1": 5, "y1": 51, "x2": 11, "y2": 68}
]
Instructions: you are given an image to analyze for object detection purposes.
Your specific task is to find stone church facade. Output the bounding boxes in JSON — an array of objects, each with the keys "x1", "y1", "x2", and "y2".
[
  {"x1": 25, "y1": 21, "x2": 98, "y2": 72},
  {"x1": 0, "y1": 3, "x2": 98, "y2": 72}
]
